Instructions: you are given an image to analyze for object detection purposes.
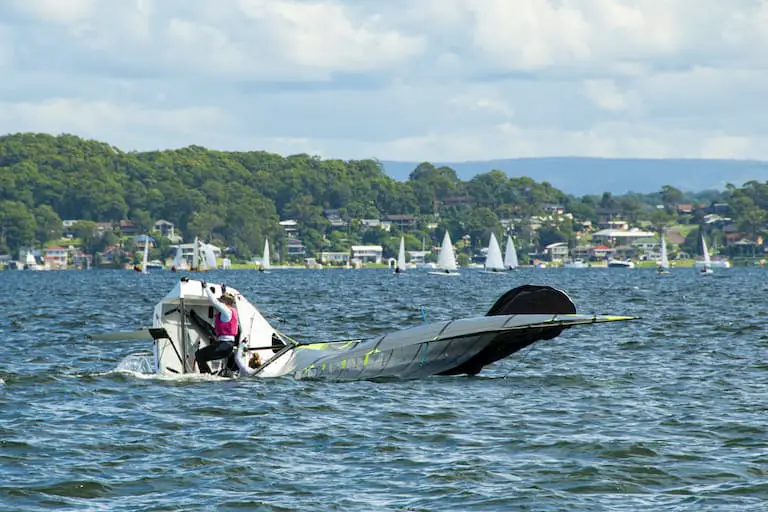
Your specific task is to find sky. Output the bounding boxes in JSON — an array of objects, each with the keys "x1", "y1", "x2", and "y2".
[{"x1": 1, "y1": 0, "x2": 767, "y2": 162}]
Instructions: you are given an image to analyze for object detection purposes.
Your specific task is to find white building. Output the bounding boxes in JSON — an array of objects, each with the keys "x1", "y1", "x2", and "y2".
[
  {"x1": 544, "y1": 242, "x2": 569, "y2": 262},
  {"x1": 351, "y1": 245, "x2": 383, "y2": 264},
  {"x1": 592, "y1": 229, "x2": 655, "y2": 246},
  {"x1": 319, "y1": 251, "x2": 351, "y2": 265}
]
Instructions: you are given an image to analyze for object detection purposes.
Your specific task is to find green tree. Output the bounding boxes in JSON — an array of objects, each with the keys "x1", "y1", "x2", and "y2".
[
  {"x1": 0, "y1": 201, "x2": 36, "y2": 253},
  {"x1": 34, "y1": 204, "x2": 62, "y2": 243}
]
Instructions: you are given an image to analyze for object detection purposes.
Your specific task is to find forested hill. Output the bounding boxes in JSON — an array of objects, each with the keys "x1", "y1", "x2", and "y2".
[
  {"x1": 0, "y1": 133, "x2": 402, "y2": 256},
  {"x1": 1, "y1": 132, "x2": 764, "y2": 261}
]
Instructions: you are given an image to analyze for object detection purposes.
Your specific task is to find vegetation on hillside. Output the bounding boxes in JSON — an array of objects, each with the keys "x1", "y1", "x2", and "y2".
[{"x1": 0, "y1": 133, "x2": 765, "y2": 262}]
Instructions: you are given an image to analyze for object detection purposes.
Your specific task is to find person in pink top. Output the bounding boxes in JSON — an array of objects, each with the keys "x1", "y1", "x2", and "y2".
[{"x1": 195, "y1": 283, "x2": 239, "y2": 374}]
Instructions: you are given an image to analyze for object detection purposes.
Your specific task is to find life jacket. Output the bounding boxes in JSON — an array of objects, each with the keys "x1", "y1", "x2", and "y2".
[{"x1": 214, "y1": 308, "x2": 238, "y2": 338}]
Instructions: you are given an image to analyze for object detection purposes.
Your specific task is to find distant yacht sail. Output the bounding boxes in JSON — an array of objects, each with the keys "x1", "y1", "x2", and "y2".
[
  {"x1": 659, "y1": 229, "x2": 670, "y2": 272},
  {"x1": 395, "y1": 236, "x2": 406, "y2": 273},
  {"x1": 699, "y1": 232, "x2": 713, "y2": 276},
  {"x1": 171, "y1": 245, "x2": 187, "y2": 271},
  {"x1": 429, "y1": 231, "x2": 459, "y2": 276},
  {"x1": 141, "y1": 236, "x2": 150, "y2": 274},
  {"x1": 504, "y1": 235, "x2": 518, "y2": 270},
  {"x1": 262, "y1": 238, "x2": 271, "y2": 270},
  {"x1": 484, "y1": 233, "x2": 505, "y2": 272}
]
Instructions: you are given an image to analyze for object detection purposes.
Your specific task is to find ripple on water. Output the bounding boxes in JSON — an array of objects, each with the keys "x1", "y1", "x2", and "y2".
[{"x1": 1, "y1": 268, "x2": 767, "y2": 511}]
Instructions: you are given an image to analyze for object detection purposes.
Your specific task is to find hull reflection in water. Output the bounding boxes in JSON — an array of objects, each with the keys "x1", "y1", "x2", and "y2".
[{"x1": 95, "y1": 279, "x2": 638, "y2": 381}]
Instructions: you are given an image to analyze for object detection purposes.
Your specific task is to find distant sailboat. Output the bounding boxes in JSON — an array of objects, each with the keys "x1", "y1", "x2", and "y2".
[
  {"x1": 141, "y1": 237, "x2": 150, "y2": 274},
  {"x1": 657, "y1": 229, "x2": 670, "y2": 275},
  {"x1": 190, "y1": 237, "x2": 217, "y2": 272},
  {"x1": 429, "y1": 232, "x2": 460, "y2": 276},
  {"x1": 698, "y1": 232, "x2": 713, "y2": 276},
  {"x1": 394, "y1": 236, "x2": 406, "y2": 274},
  {"x1": 260, "y1": 238, "x2": 271, "y2": 273},
  {"x1": 483, "y1": 233, "x2": 505, "y2": 273},
  {"x1": 504, "y1": 235, "x2": 518, "y2": 270},
  {"x1": 171, "y1": 245, "x2": 187, "y2": 272}
]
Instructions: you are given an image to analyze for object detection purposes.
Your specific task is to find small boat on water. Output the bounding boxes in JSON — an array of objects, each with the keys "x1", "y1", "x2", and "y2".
[
  {"x1": 146, "y1": 259, "x2": 164, "y2": 271},
  {"x1": 564, "y1": 259, "x2": 588, "y2": 269},
  {"x1": 504, "y1": 235, "x2": 518, "y2": 270},
  {"x1": 429, "y1": 232, "x2": 460, "y2": 276},
  {"x1": 607, "y1": 259, "x2": 635, "y2": 269},
  {"x1": 92, "y1": 279, "x2": 638, "y2": 380},
  {"x1": 259, "y1": 238, "x2": 271, "y2": 273},
  {"x1": 394, "y1": 236, "x2": 406, "y2": 274},
  {"x1": 696, "y1": 232, "x2": 714, "y2": 276},
  {"x1": 657, "y1": 229, "x2": 671, "y2": 275},
  {"x1": 482, "y1": 233, "x2": 506, "y2": 274}
]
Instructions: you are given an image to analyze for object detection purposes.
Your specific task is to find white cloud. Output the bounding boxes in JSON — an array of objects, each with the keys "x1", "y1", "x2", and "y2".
[
  {"x1": 582, "y1": 80, "x2": 640, "y2": 113},
  {"x1": 10, "y1": 0, "x2": 96, "y2": 24},
  {"x1": 0, "y1": 0, "x2": 767, "y2": 164}
]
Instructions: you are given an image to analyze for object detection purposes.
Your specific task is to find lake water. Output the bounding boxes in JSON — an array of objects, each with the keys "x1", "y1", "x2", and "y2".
[{"x1": 0, "y1": 267, "x2": 766, "y2": 511}]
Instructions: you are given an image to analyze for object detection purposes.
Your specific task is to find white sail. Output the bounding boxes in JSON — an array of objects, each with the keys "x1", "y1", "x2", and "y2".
[
  {"x1": 701, "y1": 233, "x2": 711, "y2": 266},
  {"x1": 436, "y1": 231, "x2": 457, "y2": 271},
  {"x1": 171, "y1": 246, "x2": 186, "y2": 270},
  {"x1": 202, "y1": 243, "x2": 218, "y2": 270},
  {"x1": 142, "y1": 236, "x2": 150, "y2": 274},
  {"x1": 504, "y1": 235, "x2": 518, "y2": 269},
  {"x1": 192, "y1": 237, "x2": 200, "y2": 270},
  {"x1": 485, "y1": 233, "x2": 504, "y2": 271},
  {"x1": 660, "y1": 230, "x2": 669, "y2": 269},
  {"x1": 397, "y1": 236, "x2": 406, "y2": 271},
  {"x1": 262, "y1": 238, "x2": 271, "y2": 270}
]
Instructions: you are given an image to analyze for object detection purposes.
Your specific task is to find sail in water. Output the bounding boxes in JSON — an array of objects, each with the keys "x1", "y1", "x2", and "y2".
[
  {"x1": 141, "y1": 236, "x2": 150, "y2": 274},
  {"x1": 395, "y1": 236, "x2": 406, "y2": 273},
  {"x1": 261, "y1": 238, "x2": 271, "y2": 271},
  {"x1": 484, "y1": 233, "x2": 505, "y2": 272},
  {"x1": 657, "y1": 229, "x2": 670, "y2": 274},
  {"x1": 202, "y1": 243, "x2": 218, "y2": 270},
  {"x1": 429, "y1": 231, "x2": 459, "y2": 275},
  {"x1": 699, "y1": 232, "x2": 713, "y2": 275},
  {"x1": 171, "y1": 245, "x2": 187, "y2": 271},
  {"x1": 504, "y1": 235, "x2": 518, "y2": 270}
]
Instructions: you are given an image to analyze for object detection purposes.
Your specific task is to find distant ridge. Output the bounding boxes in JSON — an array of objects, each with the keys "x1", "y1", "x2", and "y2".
[{"x1": 380, "y1": 157, "x2": 768, "y2": 196}]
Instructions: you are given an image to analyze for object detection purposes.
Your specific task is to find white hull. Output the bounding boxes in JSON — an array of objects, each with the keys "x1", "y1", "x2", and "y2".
[
  {"x1": 428, "y1": 271, "x2": 461, "y2": 276},
  {"x1": 564, "y1": 259, "x2": 588, "y2": 269},
  {"x1": 607, "y1": 260, "x2": 635, "y2": 269}
]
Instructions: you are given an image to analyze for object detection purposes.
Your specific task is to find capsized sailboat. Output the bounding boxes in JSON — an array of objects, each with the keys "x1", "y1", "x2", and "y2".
[
  {"x1": 429, "y1": 231, "x2": 460, "y2": 276},
  {"x1": 483, "y1": 233, "x2": 505, "y2": 273},
  {"x1": 93, "y1": 279, "x2": 638, "y2": 380},
  {"x1": 504, "y1": 235, "x2": 518, "y2": 270},
  {"x1": 394, "y1": 236, "x2": 406, "y2": 274}
]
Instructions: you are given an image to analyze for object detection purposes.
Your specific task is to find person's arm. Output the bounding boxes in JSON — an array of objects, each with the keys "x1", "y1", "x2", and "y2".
[{"x1": 204, "y1": 285, "x2": 232, "y2": 322}]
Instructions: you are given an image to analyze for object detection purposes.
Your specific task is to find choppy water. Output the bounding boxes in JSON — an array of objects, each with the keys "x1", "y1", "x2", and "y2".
[{"x1": 0, "y1": 267, "x2": 766, "y2": 511}]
